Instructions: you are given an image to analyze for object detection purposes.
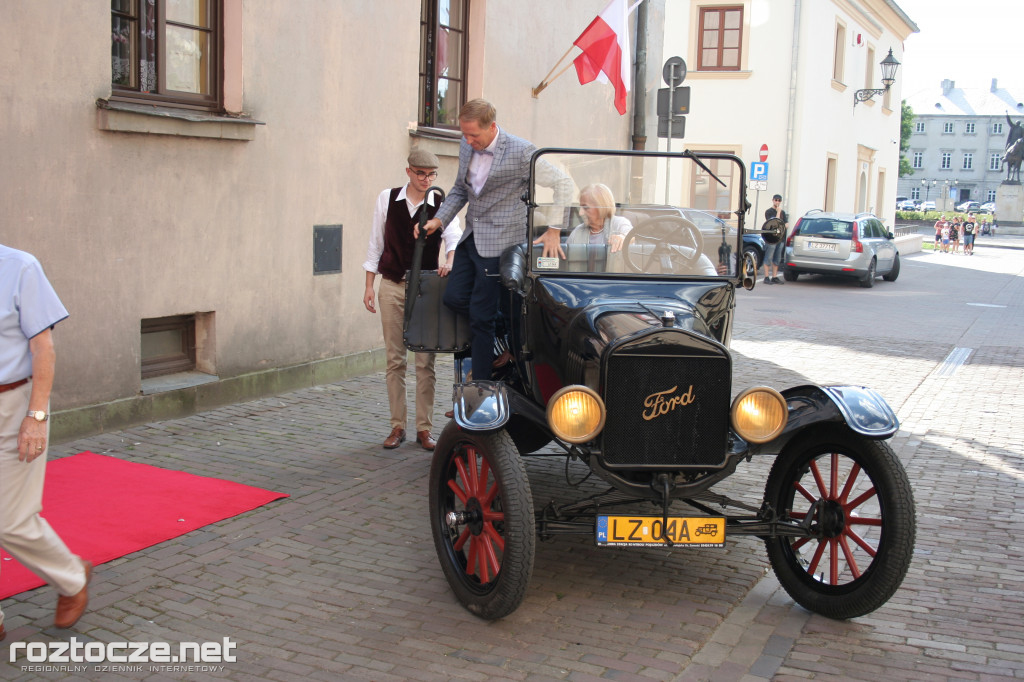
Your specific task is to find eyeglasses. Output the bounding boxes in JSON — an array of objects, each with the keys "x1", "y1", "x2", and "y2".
[{"x1": 410, "y1": 170, "x2": 438, "y2": 179}]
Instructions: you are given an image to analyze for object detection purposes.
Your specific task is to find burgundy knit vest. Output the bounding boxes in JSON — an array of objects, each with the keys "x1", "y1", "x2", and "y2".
[{"x1": 378, "y1": 187, "x2": 442, "y2": 284}]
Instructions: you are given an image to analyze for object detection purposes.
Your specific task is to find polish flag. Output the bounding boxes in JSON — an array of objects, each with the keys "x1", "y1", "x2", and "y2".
[{"x1": 573, "y1": 0, "x2": 638, "y2": 115}]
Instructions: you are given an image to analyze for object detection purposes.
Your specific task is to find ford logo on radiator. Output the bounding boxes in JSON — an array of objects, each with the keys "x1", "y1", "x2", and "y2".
[{"x1": 642, "y1": 385, "x2": 695, "y2": 421}]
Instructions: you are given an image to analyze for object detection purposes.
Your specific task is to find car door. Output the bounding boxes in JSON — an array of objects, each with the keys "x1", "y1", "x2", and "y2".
[{"x1": 869, "y1": 219, "x2": 896, "y2": 270}]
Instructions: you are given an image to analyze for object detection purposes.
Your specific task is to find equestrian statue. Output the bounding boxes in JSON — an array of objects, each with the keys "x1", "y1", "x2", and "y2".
[{"x1": 1004, "y1": 113, "x2": 1023, "y2": 183}]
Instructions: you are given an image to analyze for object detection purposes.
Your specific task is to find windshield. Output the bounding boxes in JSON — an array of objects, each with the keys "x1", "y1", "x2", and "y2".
[{"x1": 528, "y1": 150, "x2": 746, "y2": 278}]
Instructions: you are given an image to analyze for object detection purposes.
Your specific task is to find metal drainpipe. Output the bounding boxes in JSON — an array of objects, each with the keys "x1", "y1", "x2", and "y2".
[
  {"x1": 783, "y1": 0, "x2": 801, "y2": 205},
  {"x1": 631, "y1": 0, "x2": 648, "y2": 151}
]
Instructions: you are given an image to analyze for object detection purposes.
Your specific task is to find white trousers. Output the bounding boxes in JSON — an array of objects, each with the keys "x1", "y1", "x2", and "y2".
[{"x1": 0, "y1": 382, "x2": 86, "y2": 627}]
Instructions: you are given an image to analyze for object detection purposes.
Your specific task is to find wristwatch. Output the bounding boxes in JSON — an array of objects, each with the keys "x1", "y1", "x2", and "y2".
[{"x1": 27, "y1": 410, "x2": 48, "y2": 422}]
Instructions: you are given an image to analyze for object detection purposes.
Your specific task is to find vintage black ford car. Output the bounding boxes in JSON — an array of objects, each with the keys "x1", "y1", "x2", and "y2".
[{"x1": 404, "y1": 149, "x2": 915, "y2": 621}]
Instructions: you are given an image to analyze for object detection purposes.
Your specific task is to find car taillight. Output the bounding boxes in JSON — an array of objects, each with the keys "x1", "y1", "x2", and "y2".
[
  {"x1": 787, "y1": 218, "x2": 801, "y2": 246},
  {"x1": 851, "y1": 223, "x2": 864, "y2": 253}
]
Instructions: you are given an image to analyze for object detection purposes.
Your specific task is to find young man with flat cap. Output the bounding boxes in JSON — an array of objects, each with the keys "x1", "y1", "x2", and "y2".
[{"x1": 363, "y1": 150, "x2": 462, "y2": 450}]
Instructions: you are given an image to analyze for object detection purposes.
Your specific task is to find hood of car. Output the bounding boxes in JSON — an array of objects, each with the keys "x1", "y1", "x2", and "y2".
[{"x1": 527, "y1": 277, "x2": 735, "y2": 394}]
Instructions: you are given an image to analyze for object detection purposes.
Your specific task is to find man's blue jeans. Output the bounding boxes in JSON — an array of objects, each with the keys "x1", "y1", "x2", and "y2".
[{"x1": 443, "y1": 234, "x2": 501, "y2": 381}]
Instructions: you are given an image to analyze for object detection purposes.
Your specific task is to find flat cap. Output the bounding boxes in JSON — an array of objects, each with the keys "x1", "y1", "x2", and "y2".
[{"x1": 407, "y1": 149, "x2": 440, "y2": 168}]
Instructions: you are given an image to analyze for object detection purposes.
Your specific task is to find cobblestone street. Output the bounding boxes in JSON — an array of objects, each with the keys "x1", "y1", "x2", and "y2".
[{"x1": 2, "y1": 248, "x2": 1023, "y2": 681}]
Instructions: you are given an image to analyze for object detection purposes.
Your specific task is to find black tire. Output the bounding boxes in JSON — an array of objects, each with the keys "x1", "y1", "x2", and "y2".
[
  {"x1": 882, "y1": 253, "x2": 900, "y2": 282},
  {"x1": 783, "y1": 268, "x2": 799, "y2": 282},
  {"x1": 429, "y1": 423, "x2": 535, "y2": 620},
  {"x1": 763, "y1": 427, "x2": 915, "y2": 619},
  {"x1": 743, "y1": 245, "x2": 762, "y2": 269},
  {"x1": 859, "y1": 258, "x2": 876, "y2": 288}
]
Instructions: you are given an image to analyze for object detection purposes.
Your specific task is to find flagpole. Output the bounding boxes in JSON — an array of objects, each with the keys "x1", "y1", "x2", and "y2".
[{"x1": 532, "y1": 44, "x2": 577, "y2": 98}]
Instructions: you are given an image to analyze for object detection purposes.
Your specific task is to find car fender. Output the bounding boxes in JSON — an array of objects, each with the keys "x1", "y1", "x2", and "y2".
[
  {"x1": 452, "y1": 381, "x2": 549, "y2": 433},
  {"x1": 748, "y1": 384, "x2": 899, "y2": 454}
]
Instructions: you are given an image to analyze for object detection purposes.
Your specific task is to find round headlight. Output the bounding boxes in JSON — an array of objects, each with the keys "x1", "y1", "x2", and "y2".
[
  {"x1": 731, "y1": 387, "x2": 787, "y2": 443},
  {"x1": 547, "y1": 385, "x2": 606, "y2": 444}
]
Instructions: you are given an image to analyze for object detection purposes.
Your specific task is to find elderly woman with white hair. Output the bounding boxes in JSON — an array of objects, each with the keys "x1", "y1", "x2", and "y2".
[{"x1": 566, "y1": 183, "x2": 632, "y2": 254}]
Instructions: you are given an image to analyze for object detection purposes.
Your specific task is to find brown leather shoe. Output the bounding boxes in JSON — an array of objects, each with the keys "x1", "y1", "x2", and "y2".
[
  {"x1": 55, "y1": 560, "x2": 92, "y2": 629},
  {"x1": 416, "y1": 430, "x2": 436, "y2": 450},
  {"x1": 444, "y1": 410, "x2": 454, "y2": 418},
  {"x1": 382, "y1": 427, "x2": 406, "y2": 449}
]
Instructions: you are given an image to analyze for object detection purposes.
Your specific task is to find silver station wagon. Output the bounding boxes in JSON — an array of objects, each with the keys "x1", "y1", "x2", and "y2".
[{"x1": 784, "y1": 210, "x2": 900, "y2": 288}]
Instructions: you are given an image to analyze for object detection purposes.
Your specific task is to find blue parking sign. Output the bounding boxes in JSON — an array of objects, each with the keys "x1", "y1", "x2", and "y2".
[{"x1": 751, "y1": 162, "x2": 769, "y2": 181}]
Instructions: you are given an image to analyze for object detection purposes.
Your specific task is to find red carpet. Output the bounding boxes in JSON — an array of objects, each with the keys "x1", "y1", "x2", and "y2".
[{"x1": 0, "y1": 451, "x2": 288, "y2": 599}]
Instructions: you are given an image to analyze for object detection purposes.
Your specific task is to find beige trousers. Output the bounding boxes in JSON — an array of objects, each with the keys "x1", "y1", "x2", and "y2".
[
  {"x1": 0, "y1": 382, "x2": 86, "y2": 627},
  {"x1": 378, "y1": 278, "x2": 436, "y2": 432}
]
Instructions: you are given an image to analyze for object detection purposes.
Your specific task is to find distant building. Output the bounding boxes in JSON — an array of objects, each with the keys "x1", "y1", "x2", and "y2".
[
  {"x1": 900, "y1": 78, "x2": 1024, "y2": 211},
  {"x1": 661, "y1": 0, "x2": 918, "y2": 226}
]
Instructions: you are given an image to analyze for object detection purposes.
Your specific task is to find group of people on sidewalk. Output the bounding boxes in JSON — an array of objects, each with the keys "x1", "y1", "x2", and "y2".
[{"x1": 933, "y1": 213, "x2": 984, "y2": 255}]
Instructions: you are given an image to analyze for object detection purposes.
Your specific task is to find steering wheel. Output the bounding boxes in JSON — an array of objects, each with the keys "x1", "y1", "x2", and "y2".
[{"x1": 621, "y1": 215, "x2": 705, "y2": 274}]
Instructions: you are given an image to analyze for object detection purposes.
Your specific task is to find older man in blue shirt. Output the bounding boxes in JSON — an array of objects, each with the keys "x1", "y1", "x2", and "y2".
[{"x1": 0, "y1": 244, "x2": 91, "y2": 639}]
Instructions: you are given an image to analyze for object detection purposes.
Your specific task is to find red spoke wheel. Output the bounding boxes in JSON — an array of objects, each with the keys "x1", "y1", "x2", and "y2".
[
  {"x1": 764, "y1": 426, "x2": 915, "y2": 619},
  {"x1": 429, "y1": 423, "x2": 535, "y2": 620}
]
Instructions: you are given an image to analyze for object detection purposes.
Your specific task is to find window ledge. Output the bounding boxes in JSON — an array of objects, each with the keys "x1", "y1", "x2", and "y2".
[
  {"x1": 687, "y1": 70, "x2": 752, "y2": 80},
  {"x1": 96, "y1": 99, "x2": 264, "y2": 141},
  {"x1": 141, "y1": 370, "x2": 219, "y2": 395},
  {"x1": 410, "y1": 126, "x2": 463, "y2": 142}
]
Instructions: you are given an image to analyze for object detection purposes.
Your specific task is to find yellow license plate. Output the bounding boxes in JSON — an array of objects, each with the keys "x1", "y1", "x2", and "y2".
[{"x1": 597, "y1": 515, "x2": 725, "y2": 547}]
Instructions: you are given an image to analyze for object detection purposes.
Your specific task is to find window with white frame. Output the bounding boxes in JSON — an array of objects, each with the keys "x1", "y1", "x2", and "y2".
[
  {"x1": 990, "y1": 152, "x2": 1003, "y2": 170},
  {"x1": 987, "y1": 189, "x2": 996, "y2": 202},
  {"x1": 912, "y1": 152, "x2": 923, "y2": 169},
  {"x1": 911, "y1": 187, "x2": 921, "y2": 200},
  {"x1": 915, "y1": 121, "x2": 925, "y2": 133},
  {"x1": 941, "y1": 152, "x2": 952, "y2": 169},
  {"x1": 965, "y1": 122, "x2": 976, "y2": 134},
  {"x1": 943, "y1": 122, "x2": 954, "y2": 134},
  {"x1": 963, "y1": 153, "x2": 973, "y2": 170},
  {"x1": 994, "y1": 122, "x2": 1004, "y2": 134}
]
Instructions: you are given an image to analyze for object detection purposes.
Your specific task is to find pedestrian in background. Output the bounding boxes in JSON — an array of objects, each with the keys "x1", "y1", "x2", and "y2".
[
  {"x1": 0, "y1": 244, "x2": 91, "y2": 638},
  {"x1": 962, "y1": 213, "x2": 977, "y2": 255},
  {"x1": 762, "y1": 194, "x2": 788, "y2": 284},
  {"x1": 362, "y1": 151, "x2": 462, "y2": 451},
  {"x1": 950, "y1": 217, "x2": 961, "y2": 254},
  {"x1": 933, "y1": 215, "x2": 946, "y2": 251}
]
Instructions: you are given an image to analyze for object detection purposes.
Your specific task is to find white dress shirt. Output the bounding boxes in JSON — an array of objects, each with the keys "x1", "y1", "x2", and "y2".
[
  {"x1": 466, "y1": 128, "x2": 499, "y2": 195},
  {"x1": 362, "y1": 184, "x2": 462, "y2": 274}
]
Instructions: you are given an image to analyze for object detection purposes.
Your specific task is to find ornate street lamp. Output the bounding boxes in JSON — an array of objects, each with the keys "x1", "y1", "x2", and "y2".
[
  {"x1": 854, "y1": 48, "x2": 901, "y2": 107},
  {"x1": 921, "y1": 178, "x2": 935, "y2": 201}
]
